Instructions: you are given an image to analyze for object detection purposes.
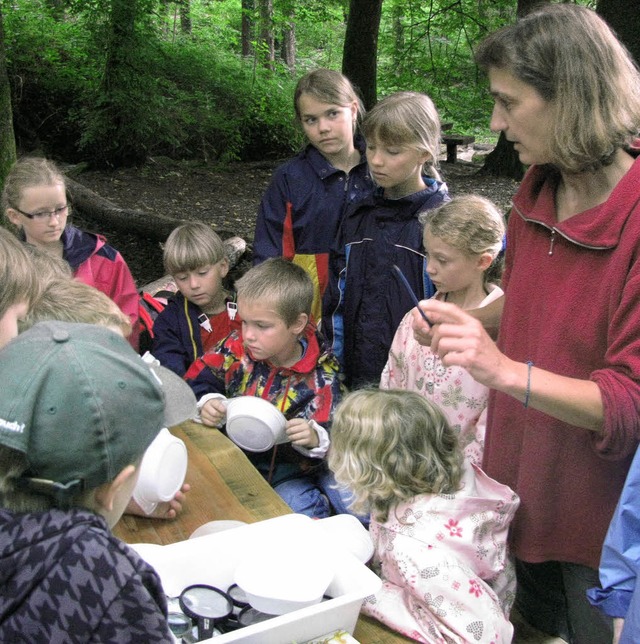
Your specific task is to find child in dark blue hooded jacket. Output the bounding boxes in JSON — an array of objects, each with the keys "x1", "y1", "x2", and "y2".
[{"x1": 323, "y1": 92, "x2": 450, "y2": 388}]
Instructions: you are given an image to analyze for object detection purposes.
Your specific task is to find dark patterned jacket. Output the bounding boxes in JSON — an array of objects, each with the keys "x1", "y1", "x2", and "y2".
[
  {"x1": 152, "y1": 290, "x2": 241, "y2": 378},
  {"x1": 0, "y1": 507, "x2": 172, "y2": 643},
  {"x1": 187, "y1": 326, "x2": 343, "y2": 486},
  {"x1": 322, "y1": 179, "x2": 449, "y2": 388}
]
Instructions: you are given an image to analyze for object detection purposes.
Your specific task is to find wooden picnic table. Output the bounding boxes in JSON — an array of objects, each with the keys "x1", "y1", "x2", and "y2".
[{"x1": 114, "y1": 421, "x2": 413, "y2": 643}]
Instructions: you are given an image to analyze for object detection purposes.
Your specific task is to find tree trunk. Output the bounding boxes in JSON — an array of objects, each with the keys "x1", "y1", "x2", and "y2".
[
  {"x1": 281, "y1": 10, "x2": 296, "y2": 72},
  {"x1": 342, "y1": 0, "x2": 383, "y2": 109},
  {"x1": 67, "y1": 176, "x2": 188, "y2": 242},
  {"x1": 180, "y1": 0, "x2": 192, "y2": 35},
  {"x1": 258, "y1": 0, "x2": 275, "y2": 70},
  {"x1": 84, "y1": 0, "x2": 149, "y2": 166},
  {"x1": 241, "y1": 0, "x2": 254, "y2": 57},
  {"x1": 478, "y1": 133, "x2": 524, "y2": 180},
  {"x1": 479, "y1": 0, "x2": 551, "y2": 179},
  {"x1": 0, "y1": 4, "x2": 16, "y2": 194},
  {"x1": 597, "y1": 0, "x2": 640, "y2": 65}
]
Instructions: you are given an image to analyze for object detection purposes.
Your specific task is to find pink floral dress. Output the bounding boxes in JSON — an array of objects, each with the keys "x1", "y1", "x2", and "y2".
[
  {"x1": 362, "y1": 463, "x2": 519, "y2": 643},
  {"x1": 380, "y1": 285, "x2": 503, "y2": 467}
]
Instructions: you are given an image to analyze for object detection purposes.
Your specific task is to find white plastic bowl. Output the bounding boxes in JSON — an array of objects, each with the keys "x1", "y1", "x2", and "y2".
[
  {"x1": 132, "y1": 427, "x2": 188, "y2": 514},
  {"x1": 315, "y1": 515, "x2": 374, "y2": 564},
  {"x1": 225, "y1": 396, "x2": 288, "y2": 453},
  {"x1": 234, "y1": 551, "x2": 333, "y2": 615}
]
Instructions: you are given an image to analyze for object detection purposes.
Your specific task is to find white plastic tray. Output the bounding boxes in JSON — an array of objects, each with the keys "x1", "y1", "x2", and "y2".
[{"x1": 132, "y1": 513, "x2": 381, "y2": 643}]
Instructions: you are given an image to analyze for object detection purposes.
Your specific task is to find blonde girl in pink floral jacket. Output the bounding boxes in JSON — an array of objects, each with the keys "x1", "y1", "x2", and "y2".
[
  {"x1": 381, "y1": 195, "x2": 505, "y2": 467},
  {"x1": 328, "y1": 389, "x2": 519, "y2": 643}
]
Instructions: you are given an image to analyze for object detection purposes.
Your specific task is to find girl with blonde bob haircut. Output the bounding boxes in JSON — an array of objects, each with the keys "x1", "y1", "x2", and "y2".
[
  {"x1": 475, "y1": 3, "x2": 640, "y2": 174},
  {"x1": 361, "y1": 91, "x2": 442, "y2": 181},
  {"x1": 322, "y1": 91, "x2": 449, "y2": 388},
  {"x1": 328, "y1": 388, "x2": 519, "y2": 642}
]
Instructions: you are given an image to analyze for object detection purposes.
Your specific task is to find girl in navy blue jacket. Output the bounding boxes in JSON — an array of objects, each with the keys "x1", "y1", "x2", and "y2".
[
  {"x1": 253, "y1": 68, "x2": 374, "y2": 324},
  {"x1": 323, "y1": 92, "x2": 449, "y2": 388}
]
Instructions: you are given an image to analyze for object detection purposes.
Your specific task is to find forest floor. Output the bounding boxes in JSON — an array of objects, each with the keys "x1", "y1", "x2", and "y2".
[{"x1": 71, "y1": 150, "x2": 521, "y2": 287}]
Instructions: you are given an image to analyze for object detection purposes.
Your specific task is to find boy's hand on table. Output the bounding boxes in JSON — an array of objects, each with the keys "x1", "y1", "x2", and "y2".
[
  {"x1": 285, "y1": 418, "x2": 319, "y2": 448},
  {"x1": 126, "y1": 483, "x2": 191, "y2": 520}
]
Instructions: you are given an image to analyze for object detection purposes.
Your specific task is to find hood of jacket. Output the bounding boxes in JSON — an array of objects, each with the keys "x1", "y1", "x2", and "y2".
[
  {"x1": 62, "y1": 224, "x2": 106, "y2": 270},
  {"x1": 346, "y1": 176, "x2": 449, "y2": 224}
]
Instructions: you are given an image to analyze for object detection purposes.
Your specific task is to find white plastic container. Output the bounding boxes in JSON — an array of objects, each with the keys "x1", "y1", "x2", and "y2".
[
  {"x1": 131, "y1": 514, "x2": 381, "y2": 643},
  {"x1": 132, "y1": 427, "x2": 188, "y2": 515}
]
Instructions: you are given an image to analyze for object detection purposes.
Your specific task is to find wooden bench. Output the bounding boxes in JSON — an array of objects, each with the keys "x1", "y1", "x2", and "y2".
[{"x1": 442, "y1": 134, "x2": 476, "y2": 163}]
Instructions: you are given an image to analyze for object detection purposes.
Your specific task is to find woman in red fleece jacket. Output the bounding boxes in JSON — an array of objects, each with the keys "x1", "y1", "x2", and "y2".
[{"x1": 411, "y1": 5, "x2": 640, "y2": 644}]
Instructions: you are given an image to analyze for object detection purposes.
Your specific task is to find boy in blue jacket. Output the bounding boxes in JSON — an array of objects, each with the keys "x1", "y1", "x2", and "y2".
[{"x1": 152, "y1": 222, "x2": 241, "y2": 377}]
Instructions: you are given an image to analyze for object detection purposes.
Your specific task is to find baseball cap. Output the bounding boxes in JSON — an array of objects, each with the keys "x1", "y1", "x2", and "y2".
[{"x1": 0, "y1": 321, "x2": 197, "y2": 503}]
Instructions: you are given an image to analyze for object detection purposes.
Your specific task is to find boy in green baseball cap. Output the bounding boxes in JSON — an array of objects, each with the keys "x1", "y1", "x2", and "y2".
[{"x1": 0, "y1": 320, "x2": 196, "y2": 642}]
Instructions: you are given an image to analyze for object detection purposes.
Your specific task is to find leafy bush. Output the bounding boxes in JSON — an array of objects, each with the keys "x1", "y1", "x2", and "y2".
[{"x1": 3, "y1": 2, "x2": 96, "y2": 159}]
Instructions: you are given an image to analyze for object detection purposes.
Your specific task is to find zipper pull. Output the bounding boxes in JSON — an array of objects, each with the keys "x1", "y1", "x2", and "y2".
[{"x1": 548, "y1": 230, "x2": 556, "y2": 256}]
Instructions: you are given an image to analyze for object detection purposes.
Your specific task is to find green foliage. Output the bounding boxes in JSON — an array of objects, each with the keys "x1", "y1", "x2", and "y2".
[
  {"x1": 3, "y1": 0, "x2": 96, "y2": 157},
  {"x1": 153, "y1": 43, "x2": 302, "y2": 162},
  {"x1": 1, "y1": 0, "x2": 600, "y2": 166},
  {"x1": 376, "y1": 0, "x2": 516, "y2": 140},
  {"x1": 2, "y1": 0, "x2": 305, "y2": 165}
]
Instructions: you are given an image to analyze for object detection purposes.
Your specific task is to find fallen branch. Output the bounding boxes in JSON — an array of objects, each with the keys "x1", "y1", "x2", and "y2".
[
  {"x1": 64, "y1": 175, "x2": 247, "y2": 293},
  {"x1": 66, "y1": 176, "x2": 190, "y2": 243}
]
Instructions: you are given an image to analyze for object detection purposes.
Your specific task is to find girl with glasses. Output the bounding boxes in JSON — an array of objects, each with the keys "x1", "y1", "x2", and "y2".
[{"x1": 2, "y1": 157, "x2": 140, "y2": 349}]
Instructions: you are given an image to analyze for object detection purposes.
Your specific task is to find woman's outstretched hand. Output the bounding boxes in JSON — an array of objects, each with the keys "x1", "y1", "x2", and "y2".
[{"x1": 411, "y1": 299, "x2": 508, "y2": 390}]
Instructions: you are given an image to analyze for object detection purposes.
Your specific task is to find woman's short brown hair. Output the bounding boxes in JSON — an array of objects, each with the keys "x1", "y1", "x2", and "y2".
[{"x1": 475, "y1": 4, "x2": 640, "y2": 173}]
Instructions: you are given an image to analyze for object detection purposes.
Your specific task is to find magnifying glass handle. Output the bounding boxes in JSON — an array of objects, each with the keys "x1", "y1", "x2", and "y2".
[{"x1": 197, "y1": 616, "x2": 216, "y2": 640}]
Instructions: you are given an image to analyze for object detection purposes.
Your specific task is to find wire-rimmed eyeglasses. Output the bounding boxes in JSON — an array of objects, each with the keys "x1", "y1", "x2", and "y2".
[{"x1": 12, "y1": 204, "x2": 68, "y2": 221}]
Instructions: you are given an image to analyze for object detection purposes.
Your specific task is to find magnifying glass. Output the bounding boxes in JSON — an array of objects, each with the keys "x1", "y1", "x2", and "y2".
[
  {"x1": 215, "y1": 583, "x2": 251, "y2": 633},
  {"x1": 227, "y1": 583, "x2": 250, "y2": 611},
  {"x1": 179, "y1": 584, "x2": 233, "y2": 640},
  {"x1": 167, "y1": 611, "x2": 192, "y2": 638}
]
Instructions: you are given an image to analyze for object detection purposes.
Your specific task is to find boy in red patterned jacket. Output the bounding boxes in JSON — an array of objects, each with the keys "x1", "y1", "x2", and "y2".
[{"x1": 187, "y1": 258, "x2": 354, "y2": 520}]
